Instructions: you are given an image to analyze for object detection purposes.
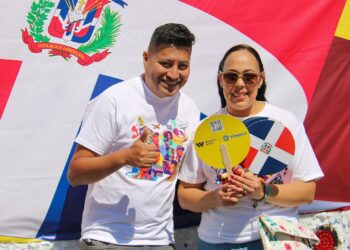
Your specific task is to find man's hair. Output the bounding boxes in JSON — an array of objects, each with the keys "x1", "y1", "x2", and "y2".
[{"x1": 148, "y1": 23, "x2": 195, "y2": 52}]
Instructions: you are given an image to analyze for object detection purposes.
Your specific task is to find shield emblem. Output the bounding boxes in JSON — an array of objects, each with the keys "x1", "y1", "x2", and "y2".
[{"x1": 48, "y1": 0, "x2": 109, "y2": 43}]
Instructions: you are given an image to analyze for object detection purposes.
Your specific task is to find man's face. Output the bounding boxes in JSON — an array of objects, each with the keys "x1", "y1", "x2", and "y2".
[{"x1": 143, "y1": 45, "x2": 192, "y2": 98}]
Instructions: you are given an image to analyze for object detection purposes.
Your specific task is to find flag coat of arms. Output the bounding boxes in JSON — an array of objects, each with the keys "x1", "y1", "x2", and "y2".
[{"x1": 22, "y1": 0, "x2": 126, "y2": 65}]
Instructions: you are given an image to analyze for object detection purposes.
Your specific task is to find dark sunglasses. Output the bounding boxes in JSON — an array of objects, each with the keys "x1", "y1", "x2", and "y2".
[{"x1": 220, "y1": 71, "x2": 260, "y2": 86}]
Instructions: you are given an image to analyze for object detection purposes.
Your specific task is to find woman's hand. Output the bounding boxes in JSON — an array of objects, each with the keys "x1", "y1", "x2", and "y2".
[
  {"x1": 215, "y1": 182, "x2": 245, "y2": 206},
  {"x1": 229, "y1": 171, "x2": 264, "y2": 200}
]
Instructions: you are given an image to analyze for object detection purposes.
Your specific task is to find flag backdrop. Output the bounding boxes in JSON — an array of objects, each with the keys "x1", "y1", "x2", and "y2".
[{"x1": 0, "y1": 0, "x2": 349, "y2": 243}]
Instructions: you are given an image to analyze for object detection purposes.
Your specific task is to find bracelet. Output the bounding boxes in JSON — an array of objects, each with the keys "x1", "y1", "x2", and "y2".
[
  {"x1": 256, "y1": 182, "x2": 266, "y2": 201},
  {"x1": 256, "y1": 182, "x2": 271, "y2": 202},
  {"x1": 263, "y1": 184, "x2": 271, "y2": 202}
]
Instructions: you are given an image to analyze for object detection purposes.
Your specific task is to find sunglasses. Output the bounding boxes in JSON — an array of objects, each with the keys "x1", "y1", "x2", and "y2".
[{"x1": 220, "y1": 71, "x2": 261, "y2": 86}]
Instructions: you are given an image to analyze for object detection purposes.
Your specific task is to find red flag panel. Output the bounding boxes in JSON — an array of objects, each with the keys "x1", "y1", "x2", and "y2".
[
  {"x1": 0, "y1": 59, "x2": 22, "y2": 119},
  {"x1": 305, "y1": 36, "x2": 350, "y2": 202},
  {"x1": 181, "y1": 0, "x2": 346, "y2": 103}
]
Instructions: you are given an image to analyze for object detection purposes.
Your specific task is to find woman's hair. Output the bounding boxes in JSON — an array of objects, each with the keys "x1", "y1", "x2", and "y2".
[{"x1": 217, "y1": 44, "x2": 267, "y2": 108}]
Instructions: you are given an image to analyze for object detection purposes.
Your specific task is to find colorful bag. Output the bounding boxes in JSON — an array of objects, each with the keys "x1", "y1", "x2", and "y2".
[{"x1": 258, "y1": 214, "x2": 320, "y2": 249}]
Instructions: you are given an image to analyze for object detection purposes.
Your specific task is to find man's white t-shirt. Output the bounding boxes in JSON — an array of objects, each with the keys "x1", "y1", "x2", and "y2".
[
  {"x1": 76, "y1": 76, "x2": 200, "y2": 245},
  {"x1": 179, "y1": 103, "x2": 324, "y2": 244}
]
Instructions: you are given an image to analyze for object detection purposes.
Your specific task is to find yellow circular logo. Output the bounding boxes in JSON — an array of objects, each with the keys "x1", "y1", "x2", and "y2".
[{"x1": 194, "y1": 114, "x2": 250, "y2": 169}]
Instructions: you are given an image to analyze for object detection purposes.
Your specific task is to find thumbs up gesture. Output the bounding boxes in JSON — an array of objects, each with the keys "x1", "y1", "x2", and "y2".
[
  {"x1": 125, "y1": 127, "x2": 159, "y2": 168},
  {"x1": 139, "y1": 127, "x2": 150, "y2": 143}
]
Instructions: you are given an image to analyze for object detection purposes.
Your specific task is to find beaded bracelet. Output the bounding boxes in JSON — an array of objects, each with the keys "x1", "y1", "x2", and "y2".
[
  {"x1": 263, "y1": 184, "x2": 271, "y2": 202},
  {"x1": 256, "y1": 182, "x2": 271, "y2": 202},
  {"x1": 256, "y1": 182, "x2": 266, "y2": 201}
]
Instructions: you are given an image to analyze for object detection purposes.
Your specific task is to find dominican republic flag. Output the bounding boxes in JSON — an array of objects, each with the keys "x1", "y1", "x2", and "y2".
[
  {"x1": 0, "y1": 0, "x2": 349, "y2": 243},
  {"x1": 241, "y1": 118, "x2": 295, "y2": 176}
]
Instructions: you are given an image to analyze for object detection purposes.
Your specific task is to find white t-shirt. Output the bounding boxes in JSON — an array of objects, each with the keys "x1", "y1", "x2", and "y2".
[
  {"x1": 76, "y1": 76, "x2": 200, "y2": 245},
  {"x1": 179, "y1": 103, "x2": 324, "y2": 244}
]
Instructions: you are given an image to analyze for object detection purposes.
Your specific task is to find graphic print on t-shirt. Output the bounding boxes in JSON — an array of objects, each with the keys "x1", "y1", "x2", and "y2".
[{"x1": 126, "y1": 116, "x2": 188, "y2": 181}]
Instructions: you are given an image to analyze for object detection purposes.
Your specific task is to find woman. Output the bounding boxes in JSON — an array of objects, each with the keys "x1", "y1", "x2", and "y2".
[{"x1": 177, "y1": 44, "x2": 324, "y2": 249}]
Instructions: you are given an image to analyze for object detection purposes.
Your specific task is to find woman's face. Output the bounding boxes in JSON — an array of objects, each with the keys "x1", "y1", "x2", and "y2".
[{"x1": 219, "y1": 50, "x2": 264, "y2": 117}]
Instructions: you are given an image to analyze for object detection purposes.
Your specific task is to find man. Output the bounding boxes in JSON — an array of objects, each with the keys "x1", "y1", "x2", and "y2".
[{"x1": 68, "y1": 23, "x2": 200, "y2": 249}]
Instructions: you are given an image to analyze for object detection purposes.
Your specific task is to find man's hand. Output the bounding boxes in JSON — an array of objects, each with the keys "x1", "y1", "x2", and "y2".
[{"x1": 125, "y1": 128, "x2": 159, "y2": 167}]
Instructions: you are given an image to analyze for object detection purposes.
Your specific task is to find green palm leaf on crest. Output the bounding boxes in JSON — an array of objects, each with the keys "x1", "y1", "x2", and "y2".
[
  {"x1": 79, "y1": 6, "x2": 121, "y2": 54},
  {"x1": 26, "y1": 0, "x2": 55, "y2": 42}
]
